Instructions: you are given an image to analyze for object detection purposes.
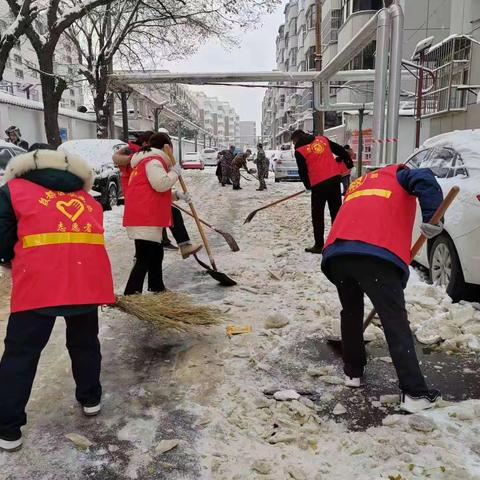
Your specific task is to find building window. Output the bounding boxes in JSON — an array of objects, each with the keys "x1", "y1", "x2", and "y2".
[
  {"x1": 66, "y1": 56, "x2": 73, "y2": 64},
  {"x1": 6, "y1": 58, "x2": 11, "y2": 68},
  {"x1": 285, "y1": 32, "x2": 289, "y2": 50},
  {"x1": 352, "y1": 0, "x2": 383, "y2": 13},
  {"x1": 306, "y1": 5, "x2": 317, "y2": 29},
  {"x1": 15, "y1": 69, "x2": 24, "y2": 79},
  {"x1": 289, "y1": 17, "x2": 297, "y2": 36},
  {"x1": 65, "y1": 43, "x2": 72, "y2": 52},
  {"x1": 69, "y1": 88, "x2": 75, "y2": 96},
  {"x1": 13, "y1": 54, "x2": 22, "y2": 64},
  {"x1": 307, "y1": 46, "x2": 316, "y2": 70},
  {"x1": 70, "y1": 100, "x2": 76, "y2": 107},
  {"x1": 290, "y1": 48, "x2": 298, "y2": 66}
]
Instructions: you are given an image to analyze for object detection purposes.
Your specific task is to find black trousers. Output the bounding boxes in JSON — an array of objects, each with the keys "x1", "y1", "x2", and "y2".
[
  {"x1": 311, "y1": 177, "x2": 342, "y2": 248},
  {"x1": 125, "y1": 240, "x2": 165, "y2": 295},
  {"x1": 162, "y1": 207, "x2": 190, "y2": 246},
  {"x1": 328, "y1": 256, "x2": 428, "y2": 395},
  {"x1": 0, "y1": 309, "x2": 102, "y2": 440}
]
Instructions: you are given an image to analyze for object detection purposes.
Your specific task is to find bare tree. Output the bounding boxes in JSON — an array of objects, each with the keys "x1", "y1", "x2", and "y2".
[
  {"x1": 5, "y1": 0, "x2": 116, "y2": 146},
  {"x1": 67, "y1": 0, "x2": 280, "y2": 138},
  {"x1": 0, "y1": 0, "x2": 38, "y2": 81}
]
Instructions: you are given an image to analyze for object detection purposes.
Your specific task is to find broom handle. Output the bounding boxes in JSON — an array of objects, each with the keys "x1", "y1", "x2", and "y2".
[
  {"x1": 255, "y1": 189, "x2": 306, "y2": 213},
  {"x1": 164, "y1": 146, "x2": 218, "y2": 271},
  {"x1": 363, "y1": 185, "x2": 460, "y2": 331}
]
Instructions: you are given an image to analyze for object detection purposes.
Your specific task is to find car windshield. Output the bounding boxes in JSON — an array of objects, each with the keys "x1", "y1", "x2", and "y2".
[
  {"x1": 407, "y1": 146, "x2": 467, "y2": 178},
  {"x1": 0, "y1": 148, "x2": 12, "y2": 169}
]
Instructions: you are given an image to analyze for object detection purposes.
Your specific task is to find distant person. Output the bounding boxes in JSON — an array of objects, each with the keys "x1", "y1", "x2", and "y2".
[
  {"x1": 4, "y1": 126, "x2": 29, "y2": 151},
  {"x1": 291, "y1": 130, "x2": 353, "y2": 254},
  {"x1": 339, "y1": 144, "x2": 355, "y2": 195},
  {"x1": 231, "y1": 150, "x2": 252, "y2": 190},
  {"x1": 219, "y1": 145, "x2": 235, "y2": 187},
  {"x1": 254, "y1": 143, "x2": 268, "y2": 191}
]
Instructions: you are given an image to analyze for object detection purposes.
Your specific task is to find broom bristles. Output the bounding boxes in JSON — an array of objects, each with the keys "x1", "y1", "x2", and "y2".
[{"x1": 114, "y1": 292, "x2": 223, "y2": 331}]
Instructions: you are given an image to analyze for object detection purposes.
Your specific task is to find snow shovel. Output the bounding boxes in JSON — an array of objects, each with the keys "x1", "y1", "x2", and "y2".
[
  {"x1": 240, "y1": 172, "x2": 252, "y2": 182},
  {"x1": 164, "y1": 146, "x2": 237, "y2": 287},
  {"x1": 172, "y1": 203, "x2": 240, "y2": 252},
  {"x1": 244, "y1": 189, "x2": 306, "y2": 224},
  {"x1": 326, "y1": 185, "x2": 460, "y2": 349}
]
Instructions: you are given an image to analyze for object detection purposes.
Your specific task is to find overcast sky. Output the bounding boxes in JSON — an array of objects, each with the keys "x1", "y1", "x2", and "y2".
[{"x1": 162, "y1": 4, "x2": 286, "y2": 134}]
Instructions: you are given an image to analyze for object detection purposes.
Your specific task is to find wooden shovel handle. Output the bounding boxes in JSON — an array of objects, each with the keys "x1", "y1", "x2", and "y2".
[
  {"x1": 410, "y1": 186, "x2": 460, "y2": 262},
  {"x1": 163, "y1": 145, "x2": 217, "y2": 271},
  {"x1": 255, "y1": 189, "x2": 306, "y2": 213}
]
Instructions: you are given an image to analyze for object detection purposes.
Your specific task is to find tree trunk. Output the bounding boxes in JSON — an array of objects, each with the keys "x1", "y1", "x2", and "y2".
[
  {"x1": 38, "y1": 51, "x2": 66, "y2": 146},
  {"x1": 94, "y1": 71, "x2": 109, "y2": 139}
]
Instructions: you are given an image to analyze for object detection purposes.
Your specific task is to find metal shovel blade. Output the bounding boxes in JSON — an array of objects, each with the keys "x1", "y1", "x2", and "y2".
[{"x1": 193, "y1": 254, "x2": 237, "y2": 287}]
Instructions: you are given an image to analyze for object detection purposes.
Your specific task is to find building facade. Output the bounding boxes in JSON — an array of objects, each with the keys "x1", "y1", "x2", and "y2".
[
  {"x1": 0, "y1": 4, "x2": 85, "y2": 112},
  {"x1": 262, "y1": 0, "x2": 453, "y2": 149},
  {"x1": 239, "y1": 121, "x2": 257, "y2": 148}
]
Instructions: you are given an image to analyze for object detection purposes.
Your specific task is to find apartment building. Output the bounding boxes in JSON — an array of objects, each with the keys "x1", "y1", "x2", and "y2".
[
  {"x1": 239, "y1": 121, "x2": 257, "y2": 148},
  {"x1": 262, "y1": 0, "x2": 452, "y2": 148},
  {"x1": 195, "y1": 92, "x2": 241, "y2": 147},
  {"x1": 0, "y1": 6, "x2": 84, "y2": 111}
]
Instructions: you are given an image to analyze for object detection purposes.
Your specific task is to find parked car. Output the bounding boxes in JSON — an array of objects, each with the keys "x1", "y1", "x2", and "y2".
[
  {"x1": 274, "y1": 149, "x2": 300, "y2": 182},
  {"x1": 58, "y1": 139, "x2": 126, "y2": 210},
  {"x1": 406, "y1": 129, "x2": 480, "y2": 301},
  {"x1": 0, "y1": 140, "x2": 26, "y2": 185},
  {"x1": 181, "y1": 151, "x2": 205, "y2": 170},
  {"x1": 201, "y1": 147, "x2": 218, "y2": 166}
]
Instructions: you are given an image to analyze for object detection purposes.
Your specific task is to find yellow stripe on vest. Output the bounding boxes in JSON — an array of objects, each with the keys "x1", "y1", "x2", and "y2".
[
  {"x1": 345, "y1": 188, "x2": 392, "y2": 202},
  {"x1": 22, "y1": 232, "x2": 105, "y2": 248}
]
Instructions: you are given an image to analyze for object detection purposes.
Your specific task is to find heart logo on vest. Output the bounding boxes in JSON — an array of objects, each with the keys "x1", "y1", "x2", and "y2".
[{"x1": 56, "y1": 199, "x2": 85, "y2": 222}]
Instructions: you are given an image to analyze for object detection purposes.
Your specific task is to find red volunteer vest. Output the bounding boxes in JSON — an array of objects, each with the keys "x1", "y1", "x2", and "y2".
[
  {"x1": 8, "y1": 178, "x2": 115, "y2": 313},
  {"x1": 296, "y1": 136, "x2": 340, "y2": 187},
  {"x1": 119, "y1": 142, "x2": 141, "y2": 196},
  {"x1": 324, "y1": 165, "x2": 417, "y2": 265},
  {"x1": 123, "y1": 156, "x2": 172, "y2": 227}
]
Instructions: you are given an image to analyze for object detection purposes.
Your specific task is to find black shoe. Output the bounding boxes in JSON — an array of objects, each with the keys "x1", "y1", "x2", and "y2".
[
  {"x1": 400, "y1": 389, "x2": 441, "y2": 413},
  {"x1": 256, "y1": 188, "x2": 265, "y2": 191},
  {"x1": 226, "y1": 181, "x2": 233, "y2": 185},
  {"x1": 305, "y1": 245, "x2": 323, "y2": 254},
  {"x1": 221, "y1": 183, "x2": 226, "y2": 187}
]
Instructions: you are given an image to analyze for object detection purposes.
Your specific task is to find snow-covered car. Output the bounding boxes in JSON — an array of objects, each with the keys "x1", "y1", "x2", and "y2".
[
  {"x1": 58, "y1": 139, "x2": 126, "y2": 210},
  {"x1": 0, "y1": 140, "x2": 26, "y2": 185},
  {"x1": 201, "y1": 147, "x2": 218, "y2": 167},
  {"x1": 274, "y1": 149, "x2": 300, "y2": 182},
  {"x1": 406, "y1": 129, "x2": 480, "y2": 301},
  {"x1": 181, "y1": 151, "x2": 205, "y2": 170}
]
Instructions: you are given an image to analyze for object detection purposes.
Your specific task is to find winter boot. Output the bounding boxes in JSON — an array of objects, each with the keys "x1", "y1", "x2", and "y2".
[
  {"x1": 83, "y1": 403, "x2": 101, "y2": 417},
  {"x1": 305, "y1": 245, "x2": 323, "y2": 254},
  {"x1": 400, "y1": 389, "x2": 441, "y2": 414},
  {"x1": 0, "y1": 437, "x2": 23, "y2": 452},
  {"x1": 180, "y1": 243, "x2": 203, "y2": 260}
]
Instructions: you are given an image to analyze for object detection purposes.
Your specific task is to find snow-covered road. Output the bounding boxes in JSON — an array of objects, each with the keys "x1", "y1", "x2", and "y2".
[{"x1": 0, "y1": 169, "x2": 479, "y2": 479}]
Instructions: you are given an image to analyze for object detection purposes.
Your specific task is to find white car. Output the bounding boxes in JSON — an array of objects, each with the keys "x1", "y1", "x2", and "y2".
[
  {"x1": 58, "y1": 139, "x2": 126, "y2": 209},
  {"x1": 0, "y1": 140, "x2": 27, "y2": 185},
  {"x1": 201, "y1": 147, "x2": 218, "y2": 166},
  {"x1": 274, "y1": 149, "x2": 300, "y2": 182},
  {"x1": 406, "y1": 129, "x2": 480, "y2": 301}
]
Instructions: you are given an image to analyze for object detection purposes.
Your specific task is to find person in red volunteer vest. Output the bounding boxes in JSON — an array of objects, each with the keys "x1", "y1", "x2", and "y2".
[
  {"x1": 321, "y1": 164, "x2": 444, "y2": 413},
  {"x1": 123, "y1": 133, "x2": 193, "y2": 294},
  {"x1": 113, "y1": 131, "x2": 202, "y2": 259},
  {"x1": 291, "y1": 130, "x2": 353, "y2": 254},
  {"x1": 0, "y1": 145, "x2": 115, "y2": 452}
]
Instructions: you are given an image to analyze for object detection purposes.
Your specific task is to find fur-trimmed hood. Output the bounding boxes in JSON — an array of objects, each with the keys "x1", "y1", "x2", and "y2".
[
  {"x1": 130, "y1": 148, "x2": 171, "y2": 169},
  {"x1": 5, "y1": 149, "x2": 95, "y2": 191}
]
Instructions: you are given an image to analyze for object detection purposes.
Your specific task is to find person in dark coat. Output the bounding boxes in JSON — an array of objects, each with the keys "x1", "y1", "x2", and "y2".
[
  {"x1": 291, "y1": 130, "x2": 353, "y2": 254},
  {"x1": 219, "y1": 145, "x2": 235, "y2": 186},
  {"x1": 321, "y1": 164, "x2": 444, "y2": 413},
  {"x1": 0, "y1": 146, "x2": 115, "y2": 452},
  {"x1": 4, "y1": 126, "x2": 29, "y2": 151}
]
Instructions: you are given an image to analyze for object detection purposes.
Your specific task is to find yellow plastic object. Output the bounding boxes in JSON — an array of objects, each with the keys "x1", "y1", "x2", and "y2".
[{"x1": 226, "y1": 325, "x2": 253, "y2": 337}]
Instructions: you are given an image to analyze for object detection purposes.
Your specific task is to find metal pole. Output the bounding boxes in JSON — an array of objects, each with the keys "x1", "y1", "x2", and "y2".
[
  {"x1": 106, "y1": 4, "x2": 115, "y2": 139},
  {"x1": 195, "y1": 132, "x2": 198, "y2": 152},
  {"x1": 203, "y1": 133, "x2": 206, "y2": 148},
  {"x1": 414, "y1": 51, "x2": 425, "y2": 149},
  {"x1": 371, "y1": 8, "x2": 391, "y2": 165},
  {"x1": 357, "y1": 108, "x2": 364, "y2": 177},
  {"x1": 385, "y1": 1, "x2": 404, "y2": 164},
  {"x1": 313, "y1": 0, "x2": 324, "y2": 135},
  {"x1": 120, "y1": 92, "x2": 129, "y2": 143}
]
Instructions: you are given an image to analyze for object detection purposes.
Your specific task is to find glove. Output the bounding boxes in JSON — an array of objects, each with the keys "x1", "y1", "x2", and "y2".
[
  {"x1": 176, "y1": 191, "x2": 192, "y2": 204},
  {"x1": 420, "y1": 222, "x2": 443, "y2": 239},
  {"x1": 170, "y1": 164, "x2": 182, "y2": 176}
]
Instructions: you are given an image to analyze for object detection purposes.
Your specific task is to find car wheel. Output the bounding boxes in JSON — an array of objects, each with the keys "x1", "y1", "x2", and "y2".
[
  {"x1": 429, "y1": 234, "x2": 466, "y2": 302},
  {"x1": 275, "y1": 178, "x2": 280, "y2": 183},
  {"x1": 103, "y1": 181, "x2": 118, "y2": 210}
]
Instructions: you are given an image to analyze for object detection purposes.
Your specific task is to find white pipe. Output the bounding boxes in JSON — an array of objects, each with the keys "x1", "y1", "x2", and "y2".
[
  {"x1": 385, "y1": 1, "x2": 404, "y2": 164},
  {"x1": 371, "y1": 8, "x2": 391, "y2": 166}
]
